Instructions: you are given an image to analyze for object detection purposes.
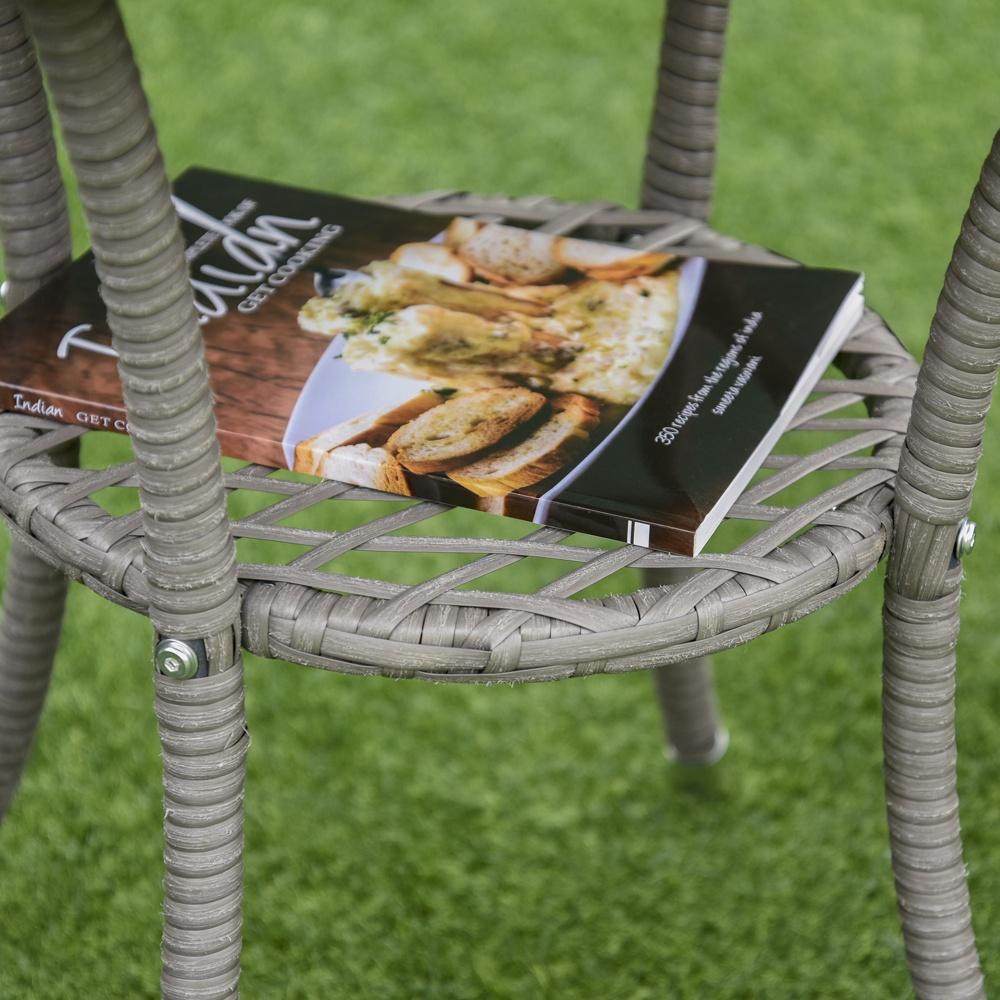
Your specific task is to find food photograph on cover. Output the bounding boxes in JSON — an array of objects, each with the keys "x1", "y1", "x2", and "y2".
[{"x1": 290, "y1": 218, "x2": 692, "y2": 514}]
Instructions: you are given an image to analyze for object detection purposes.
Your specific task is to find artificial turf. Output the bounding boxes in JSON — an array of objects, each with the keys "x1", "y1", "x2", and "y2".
[{"x1": 2, "y1": 0, "x2": 1000, "y2": 996}]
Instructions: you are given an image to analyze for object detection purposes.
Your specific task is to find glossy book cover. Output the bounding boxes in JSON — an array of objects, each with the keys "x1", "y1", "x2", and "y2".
[{"x1": 0, "y1": 168, "x2": 863, "y2": 555}]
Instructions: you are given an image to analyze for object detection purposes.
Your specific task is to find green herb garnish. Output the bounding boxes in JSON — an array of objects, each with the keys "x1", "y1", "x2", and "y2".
[{"x1": 362, "y1": 309, "x2": 394, "y2": 335}]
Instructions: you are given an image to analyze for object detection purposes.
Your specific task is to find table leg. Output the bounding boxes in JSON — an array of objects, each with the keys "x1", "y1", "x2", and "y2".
[
  {"x1": 0, "y1": 539, "x2": 68, "y2": 820},
  {"x1": 156, "y1": 661, "x2": 249, "y2": 1000},
  {"x1": 883, "y1": 574, "x2": 985, "y2": 999},
  {"x1": 643, "y1": 567, "x2": 728, "y2": 765}
]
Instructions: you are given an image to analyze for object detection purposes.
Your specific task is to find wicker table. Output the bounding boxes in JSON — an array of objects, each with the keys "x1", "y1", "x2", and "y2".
[{"x1": 0, "y1": 1, "x2": 994, "y2": 997}]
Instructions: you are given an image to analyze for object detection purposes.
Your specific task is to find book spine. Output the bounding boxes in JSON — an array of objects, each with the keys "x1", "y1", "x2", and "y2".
[
  {"x1": 0, "y1": 384, "x2": 129, "y2": 433},
  {"x1": 470, "y1": 489, "x2": 696, "y2": 556},
  {"x1": 538, "y1": 494, "x2": 696, "y2": 556}
]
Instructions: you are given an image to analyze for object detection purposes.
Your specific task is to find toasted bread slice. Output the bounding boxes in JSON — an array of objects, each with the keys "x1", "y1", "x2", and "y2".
[
  {"x1": 317, "y1": 444, "x2": 412, "y2": 496},
  {"x1": 442, "y1": 216, "x2": 482, "y2": 250},
  {"x1": 456, "y1": 223, "x2": 567, "y2": 285},
  {"x1": 390, "y1": 242, "x2": 472, "y2": 283},
  {"x1": 556, "y1": 237, "x2": 670, "y2": 279},
  {"x1": 294, "y1": 413, "x2": 379, "y2": 475},
  {"x1": 447, "y1": 393, "x2": 600, "y2": 496},
  {"x1": 387, "y1": 387, "x2": 546, "y2": 474},
  {"x1": 293, "y1": 391, "x2": 444, "y2": 475}
]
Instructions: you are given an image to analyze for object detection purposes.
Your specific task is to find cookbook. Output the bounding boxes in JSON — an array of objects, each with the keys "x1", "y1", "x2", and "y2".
[{"x1": 0, "y1": 168, "x2": 864, "y2": 555}]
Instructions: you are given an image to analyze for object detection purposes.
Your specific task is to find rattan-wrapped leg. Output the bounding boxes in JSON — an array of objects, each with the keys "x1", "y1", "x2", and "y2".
[
  {"x1": 641, "y1": 0, "x2": 731, "y2": 220},
  {"x1": 155, "y1": 662, "x2": 248, "y2": 1000},
  {"x1": 644, "y1": 567, "x2": 727, "y2": 764},
  {"x1": 883, "y1": 573, "x2": 984, "y2": 1000},
  {"x1": 0, "y1": 540, "x2": 67, "y2": 820},
  {"x1": 0, "y1": 0, "x2": 73, "y2": 825},
  {"x1": 652, "y1": 658, "x2": 728, "y2": 765}
]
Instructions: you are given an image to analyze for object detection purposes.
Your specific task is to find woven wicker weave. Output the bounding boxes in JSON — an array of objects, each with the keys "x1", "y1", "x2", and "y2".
[
  {"x1": 0, "y1": 0, "x2": 993, "y2": 997},
  {"x1": 0, "y1": 198, "x2": 913, "y2": 682}
]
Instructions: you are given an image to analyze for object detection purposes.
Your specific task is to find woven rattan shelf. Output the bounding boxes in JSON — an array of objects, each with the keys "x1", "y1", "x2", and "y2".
[
  {"x1": 0, "y1": 195, "x2": 915, "y2": 683},
  {"x1": 1, "y1": 0, "x2": 994, "y2": 997}
]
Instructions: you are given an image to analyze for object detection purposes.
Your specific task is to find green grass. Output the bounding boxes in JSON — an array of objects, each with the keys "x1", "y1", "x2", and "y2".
[{"x1": 3, "y1": 0, "x2": 1000, "y2": 996}]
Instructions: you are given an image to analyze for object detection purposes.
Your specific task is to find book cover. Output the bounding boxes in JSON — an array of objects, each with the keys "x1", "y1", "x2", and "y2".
[{"x1": 0, "y1": 167, "x2": 863, "y2": 555}]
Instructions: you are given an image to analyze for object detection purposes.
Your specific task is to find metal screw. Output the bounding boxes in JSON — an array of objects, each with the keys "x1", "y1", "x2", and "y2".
[
  {"x1": 955, "y1": 519, "x2": 977, "y2": 559},
  {"x1": 154, "y1": 638, "x2": 199, "y2": 679}
]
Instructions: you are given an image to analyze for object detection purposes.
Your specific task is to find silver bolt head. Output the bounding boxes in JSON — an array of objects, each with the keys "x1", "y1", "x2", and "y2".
[
  {"x1": 956, "y1": 519, "x2": 977, "y2": 558},
  {"x1": 154, "y1": 638, "x2": 199, "y2": 679}
]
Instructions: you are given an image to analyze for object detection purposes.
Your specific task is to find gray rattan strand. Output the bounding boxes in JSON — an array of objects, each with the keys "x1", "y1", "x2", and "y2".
[
  {"x1": 26, "y1": 0, "x2": 242, "y2": 656},
  {"x1": 156, "y1": 664, "x2": 248, "y2": 1000},
  {"x1": 641, "y1": 0, "x2": 730, "y2": 220},
  {"x1": 877, "y1": 133, "x2": 1000, "y2": 1000},
  {"x1": 0, "y1": 192, "x2": 914, "y2": 684},
  {"x1": 0, "y1": 0, "x2": 73, "y2": 821},
  {"x1": 20, "y1": 4, "x2": 248, "y2": 998}
]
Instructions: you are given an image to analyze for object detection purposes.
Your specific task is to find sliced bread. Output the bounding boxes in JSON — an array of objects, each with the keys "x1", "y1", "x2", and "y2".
[
  {"x1": 447, "y1": 393, "x2": 601, "y2": 496},
  {"x1": 293, "y1": 391, "x2": 444, "y2": 475},
  {"x1": 317, "y1": 443, "x2": 412, "y2": 495},
  {"x1": 442, "y1": 216, "x2": 482, "y2": 250},
  {"x1": 455, "y1": 223, "x2": 567, "y2": 285},
  {"x1": 556, "y1": 237, "x2": 670, "y2": 279},
  {"x1": 390, "y1": 242, "x2": 472, "y2": 283},
  {"x1": 386, "y1": 387, "x2": 546, "y2": 474}
]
